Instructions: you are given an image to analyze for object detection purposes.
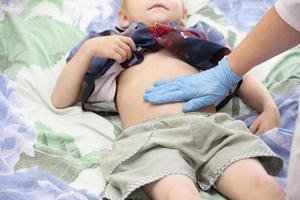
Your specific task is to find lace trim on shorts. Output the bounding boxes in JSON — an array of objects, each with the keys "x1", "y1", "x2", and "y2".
[
  {"x1": 102, "y1": 168, "x2": 195, "y2": 200},
  {"x1": 197, "y1": 150, "x2": 278, "y2": 191},
  {"x1": 109, "y1": 120, "x2": 156, "y2": 174}
]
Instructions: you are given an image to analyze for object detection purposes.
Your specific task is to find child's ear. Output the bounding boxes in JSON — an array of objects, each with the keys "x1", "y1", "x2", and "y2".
[{"x1": 118, "y1": 9, "x2": 131, "y2": 28}]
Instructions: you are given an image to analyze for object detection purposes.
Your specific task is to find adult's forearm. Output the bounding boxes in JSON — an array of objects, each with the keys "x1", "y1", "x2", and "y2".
[{"x1": 228, "y1": 7, "x2": 300, "y2": 76}]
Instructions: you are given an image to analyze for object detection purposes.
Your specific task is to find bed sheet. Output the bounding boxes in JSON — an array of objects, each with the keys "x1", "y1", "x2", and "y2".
[{"x1": 0, "y1": 0, "x2": 299, "y2": 200}]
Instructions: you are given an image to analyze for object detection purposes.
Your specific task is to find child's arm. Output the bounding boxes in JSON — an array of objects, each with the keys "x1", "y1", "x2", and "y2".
[
  {"x1": 237, "y1": 74, "x2": 280, "y2": 135},
  {"x1": 51, "y1": 35, "x2": 136, "y2": 109}
]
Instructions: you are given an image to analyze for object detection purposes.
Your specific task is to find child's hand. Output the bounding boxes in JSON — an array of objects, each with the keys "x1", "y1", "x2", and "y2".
[
  {"x1": 85, "y1": 35, "x2": 136, "y2": 63},
  {"x1": 249, "y1": 106, "x2": 280, "y2": 136}
]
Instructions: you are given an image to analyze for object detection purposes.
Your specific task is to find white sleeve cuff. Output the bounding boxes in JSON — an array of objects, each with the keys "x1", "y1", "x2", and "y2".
[{"x1": 275, "y1": 0, "x2": 300, "y2": 32}]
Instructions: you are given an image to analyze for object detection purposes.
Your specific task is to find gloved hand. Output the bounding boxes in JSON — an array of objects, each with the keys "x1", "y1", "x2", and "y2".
[{"x1": 143, "y1": 57, "x2": 242, "y2": 112}]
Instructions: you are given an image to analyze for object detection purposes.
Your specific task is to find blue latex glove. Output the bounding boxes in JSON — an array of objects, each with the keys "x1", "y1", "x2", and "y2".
[{"x1": 143, "y1": 57, "x2": 242, "y2": 112}]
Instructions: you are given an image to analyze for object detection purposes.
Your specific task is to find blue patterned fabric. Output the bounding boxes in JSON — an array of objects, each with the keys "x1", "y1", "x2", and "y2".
[
  {"x1": 209, "y1": 0, "x2": 276, "y2": 32},
  {"x1": 0, "y1": 167, "x2": 101, "y2": 200},
  {"x1": 0, "y1": 74, "x2": 36, "y2": 175}
]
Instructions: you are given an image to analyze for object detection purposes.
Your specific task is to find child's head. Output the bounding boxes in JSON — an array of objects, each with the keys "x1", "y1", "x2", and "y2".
[{"x1": 118, "y1": 0, "x2": 187, "y2": 28}]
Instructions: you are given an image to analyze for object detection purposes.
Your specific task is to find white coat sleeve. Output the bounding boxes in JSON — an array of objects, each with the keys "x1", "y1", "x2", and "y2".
[{"x1": 275, "y1": 0, "x2": 300, "y2": 32}]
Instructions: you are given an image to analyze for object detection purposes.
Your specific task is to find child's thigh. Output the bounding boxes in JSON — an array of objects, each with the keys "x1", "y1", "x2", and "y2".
[
  {"x1": 143, "y1": 174, "x2": 202, "y2": 200},
  {"x1": 215, "y1": 158, "x2": 281, "y2": 198}
]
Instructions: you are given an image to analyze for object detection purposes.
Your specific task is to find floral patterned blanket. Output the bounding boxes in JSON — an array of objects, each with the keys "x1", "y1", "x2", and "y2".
[{"x1": 0, "y1": 0, "x2": 299, "y2": 200}]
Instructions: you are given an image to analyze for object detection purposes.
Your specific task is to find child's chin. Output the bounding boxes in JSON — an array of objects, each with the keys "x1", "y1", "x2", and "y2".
[
  {"x1": 147, "y1": 18, "x2": 176, "y2": 25},
  {"x1": 146, "y1": 15, "x2": 168, "y2": 22}
]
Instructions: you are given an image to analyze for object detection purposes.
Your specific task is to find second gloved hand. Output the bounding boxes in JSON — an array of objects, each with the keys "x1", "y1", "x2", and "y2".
[{"x1": 143, "y1": 57, "x2": 242, "y2": 112}]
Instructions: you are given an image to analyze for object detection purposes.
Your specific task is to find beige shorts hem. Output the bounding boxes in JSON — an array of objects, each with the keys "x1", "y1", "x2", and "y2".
[
  {"x1": 102, "y1": 168, "x2": 195, "y2": 200},
  {"x1": 197, "y1": 150, "x2": 282, "y2": 191}
]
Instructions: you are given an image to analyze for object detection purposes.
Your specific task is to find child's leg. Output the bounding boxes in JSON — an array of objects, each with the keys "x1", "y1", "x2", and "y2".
[
  {"x1": 215, "y1": 158, "x2": 284, "y2": 200},
  {"x1": 143, "y1": 174, "x2": 203, "y2": 200}
]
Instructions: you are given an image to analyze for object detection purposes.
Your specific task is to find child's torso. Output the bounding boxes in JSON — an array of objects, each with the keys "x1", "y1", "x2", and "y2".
[{"x1": 117, "y1": 49, "x2": 216, "y2": 129}]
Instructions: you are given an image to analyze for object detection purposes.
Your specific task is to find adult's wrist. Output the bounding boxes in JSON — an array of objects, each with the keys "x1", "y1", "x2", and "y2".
[
  {"x1": 218, "y1": 57, "x2": 242, "y2": 89},
  {"x1": 227, "y1": 53, "x2": 246, "y2": 76}
]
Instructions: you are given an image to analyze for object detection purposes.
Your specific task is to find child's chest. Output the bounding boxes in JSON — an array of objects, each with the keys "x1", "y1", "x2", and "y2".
[{"x1": 117, "y1": 49, "x2": 199, "y2": 86}]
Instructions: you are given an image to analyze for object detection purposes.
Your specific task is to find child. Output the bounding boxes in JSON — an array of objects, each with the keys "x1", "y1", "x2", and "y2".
[{"x1": 52, "y1": 0, "x2": 284, "y2": 199}]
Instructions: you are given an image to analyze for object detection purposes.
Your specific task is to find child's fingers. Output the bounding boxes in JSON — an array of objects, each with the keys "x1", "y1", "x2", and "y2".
[
  {"x1": 256, "y1": 123, "x2": 276, "y2": 136},
  {"x1": 249, "y1": 119, "x2": 259, "y2": 134},
  {"x1": 114, "y1": 47, "x2": 127, "y2": 63},
  {"x1": 255, "y1": 126, "x2": 264, "y2": 135},
  {"x1": 119, "y1": 42, "x2": 132, "y2": 60},
  {"x1": 112, "y1": 52, "x2": 123, "y2": 63},
  {"x1": 110, "y1": 47, "x2": 124, "y2": 63},
  {"x1": 120, "y1": 36, "x2": 136, "y2": 51}
]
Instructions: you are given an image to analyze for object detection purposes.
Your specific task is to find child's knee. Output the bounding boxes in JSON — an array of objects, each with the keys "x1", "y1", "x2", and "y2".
[
  {"x1": 252, "y1": 174, "x2": 276, "y2": 188},
  {"x1": 251, "y1": 174, "x2": 284, "y2": 199},
  {"x1": 143, "y1": 174, "x2": 202, "y2": 200},
  {"x1": 166, "y1": 186, "x2": 202, "y2": 200}
]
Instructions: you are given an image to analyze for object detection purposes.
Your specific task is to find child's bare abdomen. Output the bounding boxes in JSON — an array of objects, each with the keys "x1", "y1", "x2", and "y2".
[{"x1": 117, "y1": 50, "x2": 215, "y2": 129}]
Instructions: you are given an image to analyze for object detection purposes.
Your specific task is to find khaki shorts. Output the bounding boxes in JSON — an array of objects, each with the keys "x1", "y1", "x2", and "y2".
[{"x1": 100, "y1": 112, "x2": 283, "y2": 200}]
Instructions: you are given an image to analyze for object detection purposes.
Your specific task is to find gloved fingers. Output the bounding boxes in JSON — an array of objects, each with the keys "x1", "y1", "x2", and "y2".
[
  {"x1": 144, "y1": 91, "x2": 186, "y2": 104},
  {"x1": 153, "y1": 74, "x2": 193, "y2": 87},
  {"x1": 183, "y1": 96, "x2": 212, "y2": 112},
  {"x1": 153, "y1": 77, "x2": 180, "y2": 87},
  {"x1": 145, "y1": 84, "x2": 179, "y2": 94}
]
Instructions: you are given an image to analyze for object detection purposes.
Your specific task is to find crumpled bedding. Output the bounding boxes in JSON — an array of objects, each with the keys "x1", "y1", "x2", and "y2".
[{"x1": 0, "y1": 0, "x2": 299, "y2": 200}]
